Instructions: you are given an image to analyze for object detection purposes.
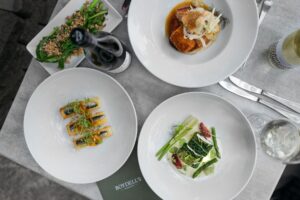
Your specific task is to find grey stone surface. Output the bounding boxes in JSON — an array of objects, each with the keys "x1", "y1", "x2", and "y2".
[
  {"x1": 0, "y1": 156, "x2": 87, "y2": 200},
  {"x1": 0, "y1": 0, "x2": 300, "y2": 199}
]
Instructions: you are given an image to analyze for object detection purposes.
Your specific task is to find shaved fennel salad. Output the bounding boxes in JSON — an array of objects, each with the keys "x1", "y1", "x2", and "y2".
[{"x1": 156, "y1": 116, "x2": 221, "y2": 178}]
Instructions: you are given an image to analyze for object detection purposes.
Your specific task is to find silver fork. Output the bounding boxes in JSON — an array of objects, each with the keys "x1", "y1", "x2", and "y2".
[
  {"x1": 258, "y1": 0, "x2": 273, "y2": 26},
  {"x1": 256, "y1": 0, "x2": 264, "y2": 13}
]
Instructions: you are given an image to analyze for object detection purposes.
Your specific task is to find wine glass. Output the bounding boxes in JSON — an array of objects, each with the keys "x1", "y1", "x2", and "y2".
[{"x1": 248, "y1": 113, "x2": 300, "y2": 164}]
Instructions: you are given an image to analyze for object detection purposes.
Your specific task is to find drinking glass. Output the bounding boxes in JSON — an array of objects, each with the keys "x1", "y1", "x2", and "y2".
[
  {"x1": 248, "y1": 113, "x2": 300, "y2": 164},
  {"x1": 268, "y1": 29, "x2": 300, "y2": 69}
]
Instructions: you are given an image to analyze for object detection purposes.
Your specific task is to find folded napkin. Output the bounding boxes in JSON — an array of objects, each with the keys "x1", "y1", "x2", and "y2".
[{"x1": 97, "y1": 147, "x2": 161, "y2": 200}]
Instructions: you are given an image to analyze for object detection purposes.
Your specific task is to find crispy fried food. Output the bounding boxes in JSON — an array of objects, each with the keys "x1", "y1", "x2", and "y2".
[
  {"x1": 176, "y1": 6, "x2": 190, "y2": 21},
  {"x1": 180, "y1": 10, "x2": 203, "y2": 33},
  {"x1": 169, "y1": 26, "x2": 196, "y2": 53},
  {"x1": 192, "y1": 0, "x2": 204, "y2": 7}
]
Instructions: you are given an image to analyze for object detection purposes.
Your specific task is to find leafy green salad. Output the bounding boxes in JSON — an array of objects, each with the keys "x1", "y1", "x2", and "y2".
[{"x1": 156, "y1": 116, "x2": 221, "y2": 178}]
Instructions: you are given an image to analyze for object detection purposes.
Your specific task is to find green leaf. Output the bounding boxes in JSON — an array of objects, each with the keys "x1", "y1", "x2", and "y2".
[{"x1": 88, "y1": 0, "x2": 99, "y2": 12}]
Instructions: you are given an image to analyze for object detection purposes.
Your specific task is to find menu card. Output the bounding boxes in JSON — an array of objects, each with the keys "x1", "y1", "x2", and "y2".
[{"x1": 97, "y1": 147, "x2": 161, "y2": 200}]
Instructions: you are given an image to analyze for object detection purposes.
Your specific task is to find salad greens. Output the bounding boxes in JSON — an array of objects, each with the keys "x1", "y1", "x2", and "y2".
[
  {"x1": 36, "y1": 0, "x2": 108, "y2": 69},
  {"x1": 156, "y1": 116, "x2": 221, "y2": 178}
]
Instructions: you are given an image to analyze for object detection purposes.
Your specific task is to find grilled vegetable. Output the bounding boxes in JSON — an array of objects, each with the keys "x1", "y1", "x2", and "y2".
[
  {"x1": 192, "y1": 158, "x2": 218, "y2": 178},
  {"x1": 156, "y1": 116, "x2": 221, "y2": 179},
  {"x1": 211, "y1": 127, "x2": 221, "y2": 158},
  {"x1": 171, "y1": 154, "x2": 183, "y2": 169},
  {"x1": 156, "y1": 116, "x2": 198, "y2": 160},
  {"x1": 199, "y1": 122, "x2": 211, "y2": 138},
  {"x1": 177, "y1": 132, "x2": 213, "y2": 167}
]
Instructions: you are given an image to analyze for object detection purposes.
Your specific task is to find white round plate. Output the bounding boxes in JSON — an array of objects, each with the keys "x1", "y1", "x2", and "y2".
[
  {"x1": 128, "y1": 0, "x2": 258, "y2": 87},
  {"x1": 138, "y1": 92, "x2": 256, "y2": 200},
  {"x1": 24, "y1": 68, "x2": 137, "y2": 184}
]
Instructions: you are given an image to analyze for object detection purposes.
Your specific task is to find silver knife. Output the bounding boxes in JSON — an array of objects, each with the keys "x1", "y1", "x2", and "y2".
[
  {"x1": 219, "y1": 81, "x2": 300, "y2": 124},
  {"x1": 229, "y1": 76, "x2": 300, "y2": 114}
]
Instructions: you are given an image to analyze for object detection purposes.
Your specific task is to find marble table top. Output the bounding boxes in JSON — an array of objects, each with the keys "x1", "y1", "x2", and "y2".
[{"x1": 0, "y1": 0, "x2": 299, "y2": 199}]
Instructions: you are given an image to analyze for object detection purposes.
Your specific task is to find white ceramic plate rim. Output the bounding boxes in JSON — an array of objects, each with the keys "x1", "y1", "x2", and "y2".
[
  {"x1": 128, "y1": 0, "x2": 258, "y2": 88},
  {"x1": 24, "y1": 67, "x2": 138, "y2": 184},
  {"x1": 138, "y1": 92, "x2": 257, "y2": 199}
]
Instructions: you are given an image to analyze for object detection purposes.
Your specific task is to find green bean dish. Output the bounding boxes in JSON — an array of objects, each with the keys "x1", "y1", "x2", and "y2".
[{"x1": 36, "y1": 0, "x2": 108, "y2": 69}]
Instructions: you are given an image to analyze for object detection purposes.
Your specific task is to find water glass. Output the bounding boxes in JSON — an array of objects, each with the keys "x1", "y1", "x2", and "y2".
[{"x1": 248, "y1": 114, "x2": 300, "y2": 164}]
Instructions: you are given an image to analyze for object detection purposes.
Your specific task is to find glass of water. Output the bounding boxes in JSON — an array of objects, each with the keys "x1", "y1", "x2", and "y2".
[{"x1": 248, "y1": 114, "x2": 300, "y2": 164}]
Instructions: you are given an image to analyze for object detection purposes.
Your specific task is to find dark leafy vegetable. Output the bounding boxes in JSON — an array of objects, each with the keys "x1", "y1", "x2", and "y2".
[{"x1": 177, "y1": 132, "x2": 213, "y2": 167}]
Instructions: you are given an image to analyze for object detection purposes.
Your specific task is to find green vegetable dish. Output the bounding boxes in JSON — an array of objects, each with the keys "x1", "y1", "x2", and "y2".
[
  {"x1": 36, "y1": 0, "x2": 108, "y2": 69},
  {"x1": 156, "y1": 116, "x2": 221, "y2": 178}
]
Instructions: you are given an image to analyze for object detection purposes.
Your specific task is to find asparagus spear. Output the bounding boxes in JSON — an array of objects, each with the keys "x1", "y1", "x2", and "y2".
[
  {"x1": 157, "y1": 117, "x2": 197, "y2": 159},
  {"x1": 155, "y1": 117, "x2": 192, "y2": 157},
  {"x1": 156, "y1": 121, "x2": 187, "y2": 156},
  {"x1": 192, "y1": 158, "x2": 218, "y2": 178},
  {"x1": 211, "y1": 127, "x2": 221, "y2": 159},
  {"x1": 156, "y1": 116, "x2": 198, "y2": 160}
]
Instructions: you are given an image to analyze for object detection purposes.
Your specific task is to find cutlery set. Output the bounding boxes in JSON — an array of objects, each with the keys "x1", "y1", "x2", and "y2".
[
  {"x1": 220, "y1": 0, "x2": 300, "y2": 124},
  {"x1": 229, "y1": 76, "x2": 300, "y2": 114},
  {"x1": 219, "y1": 79, "x2": 300, "y2": 124}
]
